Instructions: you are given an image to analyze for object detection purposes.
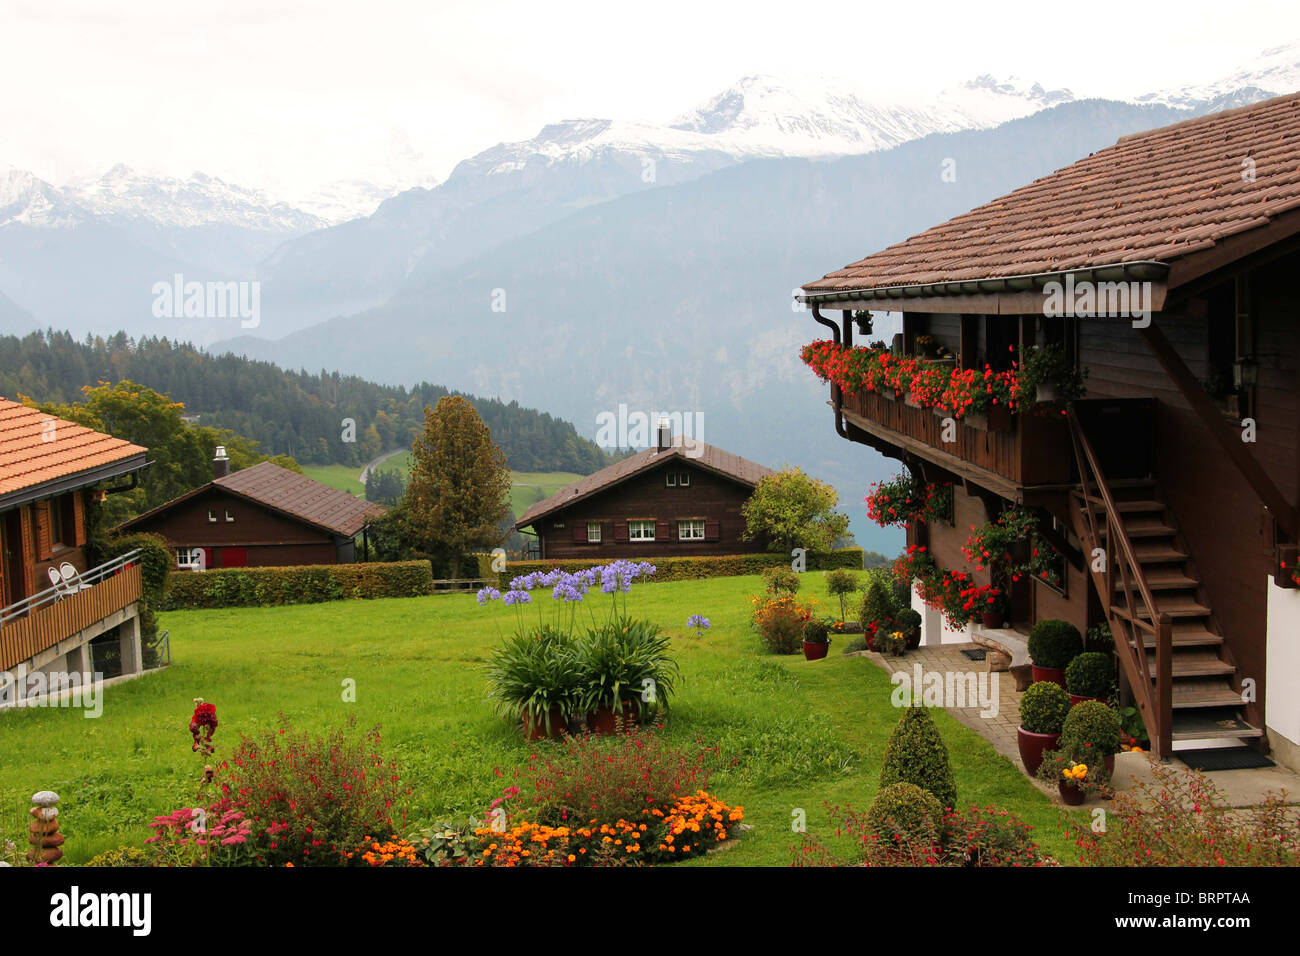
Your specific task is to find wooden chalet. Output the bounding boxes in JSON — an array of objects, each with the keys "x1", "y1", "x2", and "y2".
[
  {"x1": 1, "y1": 398, "x2": 150, "y2": 698},
  {"x1": 798, "y1": 93, "x2": 1300, "y2": 769},
  {"x1": 118, "y1": 451, "x2": 387, "y2": 569},
  {"x1": 515, "y1": 426, "x2": 774, "y2": 559}
]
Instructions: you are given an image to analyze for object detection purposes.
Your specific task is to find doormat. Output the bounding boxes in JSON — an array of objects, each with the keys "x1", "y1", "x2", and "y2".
[
  {"x1": 1177, "y1": 749, "x2": 1274, "y2": 772},
  {"x1": 960, "y1": 649, "x2": 986, "y2": 661}
]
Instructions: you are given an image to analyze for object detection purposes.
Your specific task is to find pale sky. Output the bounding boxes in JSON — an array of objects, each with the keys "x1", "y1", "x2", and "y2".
[{"x1": 3, "y1": 0, "x2": 1298, "y2": 198}]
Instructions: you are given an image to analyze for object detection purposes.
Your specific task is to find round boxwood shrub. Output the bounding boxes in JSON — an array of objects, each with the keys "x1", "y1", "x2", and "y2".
[
  {"x1": 867, "y1": 782, "x2": 944, "y2": 845},
  {"x1": 896, "y1": 608, "x2": 922, "y2": 638},
  {"x1": 1060, "y1": 700, "x2": 1123, "y2": 757},
  {"x1": 1027, "y1": 619, "x2": 1083, "y2": 669},
  {"x1": 1065, "y1": 652, "x2": 1114, "y2": 699},
  {"x1": 1019, "y1": 681, "x2": 1072, "y2": 734},
  {"x1": 879, "y1": 705, "x2": 957, "y2": 810}
]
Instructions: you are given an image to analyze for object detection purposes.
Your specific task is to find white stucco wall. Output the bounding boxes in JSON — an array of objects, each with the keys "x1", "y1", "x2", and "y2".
[
  {"x1": 913, "y1": 582, "x2": 973, "y2": 646},
  {"x1": 1266, "y1": 578, "x2": 1300, "y2": 749}
]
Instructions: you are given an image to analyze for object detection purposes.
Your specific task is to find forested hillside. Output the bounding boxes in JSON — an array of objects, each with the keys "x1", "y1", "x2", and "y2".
[{"x1": 0, "y1": 330, "x2": 614, "y2": 473}]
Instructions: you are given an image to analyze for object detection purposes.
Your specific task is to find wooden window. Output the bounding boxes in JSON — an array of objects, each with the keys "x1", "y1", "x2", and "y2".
[
  {"x1": 628, "y1": 520, "x2": 656, "y2": 541},
  {"x1": 224, "y1": 510, "x2": 235, "y2": 522},
  {"x1": 49, "y1": 495, "x2": 75, "y2": 549},
  {"x1": 665, "y1": 473, "x2": 677, "y2": 487},
  {"x1": 587, "y1": 522, "x2": 602, "y2": 543},
  {"x1": 704, "y1": 520, "x2": 720, "y2": 542},
  {"x1": 678, "y1": 519, "x2": 705, "y2": 540},
  {"x1": 679, "y1": 472, "x2": 690, "y2": 487},
  {"x1": 176, "y1": 548, "x2": 204, "y2": 570},
  {"x1": 207, "y1": 509, "x2": 218, "y2": 523}
]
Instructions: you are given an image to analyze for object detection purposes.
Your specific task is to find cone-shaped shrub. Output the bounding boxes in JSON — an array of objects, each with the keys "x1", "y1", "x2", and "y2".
[{"x1": 878, "y1": 705, "x2": 957, "y2": 810}]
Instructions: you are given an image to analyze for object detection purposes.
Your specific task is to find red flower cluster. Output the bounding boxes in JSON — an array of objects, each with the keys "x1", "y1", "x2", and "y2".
[
  {"x1": 960, "y1": 583, "x2": 1006, "y2": 615},
  {"x1": 865, "y1": 474, "x2": 952, "y2": 528},
  {"x1": 190, "y1": 701, "x2": 218, "y2": 753}
]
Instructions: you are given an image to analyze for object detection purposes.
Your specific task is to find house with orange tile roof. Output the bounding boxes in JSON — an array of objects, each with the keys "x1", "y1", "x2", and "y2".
[
  {"x1": 798, "y1": 92, "x2": 1300, "y2": 770},
  {"x1": 0, "y1": 397, "x2": 152, "y2": 704}
]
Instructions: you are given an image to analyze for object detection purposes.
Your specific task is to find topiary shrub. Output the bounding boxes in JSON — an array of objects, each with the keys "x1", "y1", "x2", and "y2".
[
  {"x1": 824, "y1": 568, "x2": 859, "y2": 620},
  {"x1": 1028, "y1": 619, "x2": 1083, "y2": 669},
  {"x1": 1060, "y1": 700, "x2": 1123, "y2": 757},
  {"x1": 867, "y1": 782, "x2": 944, "y2": 846},
  {"x1": 860, "y1": 577, "x2": 897, "y2": 631},
  {"x1": 1065, "y1": 652, "x2": 1115, "y2": 699},
  {"x1": 879, "y1": 705, "x2": 957, "y2": 810},
  {"x1": 1019, "y1": 681, "x2": 1072, "y2": 734},
  {"x1": 762, "y1": 565, "x2": 801, "y2": 595}
]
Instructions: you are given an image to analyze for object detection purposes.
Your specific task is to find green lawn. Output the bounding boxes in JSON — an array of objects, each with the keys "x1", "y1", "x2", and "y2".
[
  {"x1": 0, "y1": 574, "x2": 1082, "y2": 866},
  {"x1": 300, "y1": 460, "x2": 580, "y2": 519}
]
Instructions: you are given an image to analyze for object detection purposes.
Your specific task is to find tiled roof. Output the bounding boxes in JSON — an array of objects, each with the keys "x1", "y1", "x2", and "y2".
[
  {"x1": 802, "y1": 92, "x2": 1300, "y2": 296},
  {"x1": 516, "y1": 438, "x2": 774, "y2": 529},
  {"x1": 215, "y1": 462, "x2": 387, "y2": 537},
  {"x1": 0, "y1": 398, "x2": 147, "y2": 500}
]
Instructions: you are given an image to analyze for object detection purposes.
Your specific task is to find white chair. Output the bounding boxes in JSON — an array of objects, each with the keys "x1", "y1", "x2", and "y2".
[
  {"x1": 47, "y1": 567, "x2": 68, "y2": 600},
  {"x1": 59, "y1": 562, "x2": 92, "y2": 592}
]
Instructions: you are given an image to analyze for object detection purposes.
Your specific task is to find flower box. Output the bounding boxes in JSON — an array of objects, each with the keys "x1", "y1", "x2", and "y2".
[{"x1": 964, "y1": 405, "x2": 1014, "y2": 432}]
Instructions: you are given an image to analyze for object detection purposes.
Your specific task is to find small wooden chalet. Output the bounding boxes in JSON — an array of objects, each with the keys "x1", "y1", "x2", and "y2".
[
  {"x1": 1, "y1": 398, "x2": 150, "y2": 698},
  {"x1": 118, "y1": 451, "x2": 386, "y2": 569},
  {"x1": 515, "y1": 427, "x2": 774, "y2": 559},
  {"x1": 798, "y1": 93, "x2": 1300, "y2": 768}
]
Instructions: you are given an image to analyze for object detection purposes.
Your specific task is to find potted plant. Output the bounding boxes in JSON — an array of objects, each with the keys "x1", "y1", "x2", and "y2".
[
  {"x1": 876, "y1": 628, "x2": 908, "y2": 656},
  {"x1": 1064, "y1": 651, "x2": 1114, "y2": 705},
  {"x1": 1015, "y1": 343, "x2": 1087, "y2": 406},
  {"x1": 1059, "y1": 700, "x2": 1123, "y2": 777},
  {"x1": 486, "y1": 628, "x2": 577, "y2": 740},
  {"x1": 1027, "y1": 618, "x2": 1083, "y2": 686},
  {"x1": 1058, "y1": 761, "x2": 1089, "y2": 806},
  {"x1": 1017, "y1": 680, "x2": 1072, "y2": 775},
  {"x1": 1035, "y1": 748, "x2": 1109, "y2": 804},
  {"x1": 575, "y1": 617, "x2": 679, "y2": 733},
  {"x1": 962, "y1": 583, "x2": 1008, "y2": 629},
  {"x1": 802, "y1": 619, "x2": 832, "y2": 661},
  {"x1": 895, "y1": 608, "x2": 923, "y2": 650}
]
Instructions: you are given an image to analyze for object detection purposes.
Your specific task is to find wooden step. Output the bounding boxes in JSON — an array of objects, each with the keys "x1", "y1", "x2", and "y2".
[
  {"x1": 1084, "y1": 498, "x2": 1167, "y2": 515},
  {"x1": 1114, "y1": 572, "x2": 1199, "y2": 592},
  {"x1": 1111, "y1": 519, "x2": 1177, "y2": 539},
  {"x1": 1171, "y1": 709, "x2": 1264, "y2": 741},
  {"x1": 1141, "y1": 651, "x2": 1236, "y2": 678},
  {"x1": 1111, "y1": 598, "x2": 1211, "y2": 620},
  {"x1": 1132, "y1": 544, "x2": 1189, "y2": 563},
  {"x1": 1170, "y1": 681, "x2": 1246, "y2": 709},
  {"x1": 1131, "y1": 628, "x2": 1224, "y2": 649}
]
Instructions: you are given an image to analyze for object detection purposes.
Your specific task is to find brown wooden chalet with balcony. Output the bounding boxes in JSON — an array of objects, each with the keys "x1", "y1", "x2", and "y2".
[
  {"x1": 798, "y1": 93, "x2": 1300, "y2": 769},
  {"x1": 1, "y1": 398, "x2": 150, "y2": 701},
  {"x1": 515, "y1": 427, "x2": 774, "y2": 559},
  {"x1": 118, "y1": 451, "x2": 387, "y2": 569}
]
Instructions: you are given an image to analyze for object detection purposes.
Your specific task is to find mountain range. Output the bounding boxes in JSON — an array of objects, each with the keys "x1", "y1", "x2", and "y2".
[{"x1": 2, "y1": 42, "x2": 1298, "y2": 552}]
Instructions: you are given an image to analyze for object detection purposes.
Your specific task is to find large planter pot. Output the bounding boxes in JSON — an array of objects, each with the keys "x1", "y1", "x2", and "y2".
[
  {"x1": 981, "y1": 609, "x2": 1007, "y2": 629},
  {"x1": 1016, "y1": 727, "x2": 1061, "y2": 776},
  {"x1": 904, "y1": 629, "x2": 921, "y2": 651},
  {"x1": 589, "y1": 702, "x2": 637, "y2": 735},
  {"x1": 523, "y1": 707, "x2": 568, "y2": 741},
  {"x1": 803, "y1": 639, "x2": 831, "y2": 661},
  {"x1": 1058, "y1": 779, "x2": 1086, "y2": 806},
  {"x1": 1031, "y1": 665, "x2": 1066, "y2": 688}
]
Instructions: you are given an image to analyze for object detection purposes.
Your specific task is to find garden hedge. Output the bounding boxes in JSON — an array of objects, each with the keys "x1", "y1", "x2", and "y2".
[
  {"x1": 473, "y1": 549, "x2": 865, "y2": 588},
  {"x1": 161, "y1": 560, "x2": 435, "y2": 610}
]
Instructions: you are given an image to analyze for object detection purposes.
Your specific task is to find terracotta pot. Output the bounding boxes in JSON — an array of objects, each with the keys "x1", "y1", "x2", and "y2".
[
  {"x1": 803, "y1": 639, "x2": 830, "y2": 661},
  {"x1": 1016, "y1": 727, "x2": 1061, "y2": 776},
  {"x1": 904, "y1": 629, "x2": 921, "y2": 651},
  {"x1": 1058, "y1": 779, "x2": 1086, "y2": 806},
  {"x1": 523, "y1": 707, "x2": 567, "y2": 741},
  {"x1": 1031, "y1": 665, "x2": 1066, "y2": 687},
  {"x1": 981, "y1": 609, "x2": 1006, "y2": 629},
  {"x1": 1069, "y1": 693, "x2": 1105, "y2": 706},
  {"x1": 589, "y1": 702, "x2": 637, "y2": 735}
]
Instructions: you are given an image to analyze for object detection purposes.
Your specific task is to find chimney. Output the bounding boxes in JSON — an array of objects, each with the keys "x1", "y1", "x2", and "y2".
[
  {"x1": 656, "y1": 416, "x2": 671, "y2": 452},
  {"x1": 212, "y1": 445, "x2": 230, "y2": 479}
]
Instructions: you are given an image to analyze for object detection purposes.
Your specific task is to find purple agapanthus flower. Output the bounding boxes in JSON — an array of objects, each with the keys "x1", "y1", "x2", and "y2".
[
  {"x1": 687, "y1": 614, "x2": 710, "y2": 632},
  {"x1": 502, "y1": 589, "x2": 532, "y2": 606},
  {"x1": 476, "y1": 586, "x2": 502, "y2": 605}
]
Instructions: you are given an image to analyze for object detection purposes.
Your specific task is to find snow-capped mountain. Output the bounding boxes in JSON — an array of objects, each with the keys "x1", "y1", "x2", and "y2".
[
  {"x1": 0, "y1": 169, "x2": 85, "y2": 228},
  {"x1": 68, "y1": 164, "x2": 327, "y2": 232},
  {"x1": 1138, "y1": 40, "x2": 1300, "y2": 111}
]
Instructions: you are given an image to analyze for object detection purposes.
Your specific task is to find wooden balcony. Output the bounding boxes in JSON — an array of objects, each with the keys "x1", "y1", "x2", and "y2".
[
  {"x1": 0, "y1": 552, "x2": 143, "y2": 672},
  {"x1": 838, "y1": 388, "x2": 1075, "y2": 493}
]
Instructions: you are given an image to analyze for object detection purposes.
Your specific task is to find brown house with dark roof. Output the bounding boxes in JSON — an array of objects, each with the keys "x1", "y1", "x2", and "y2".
[
  {"x1": 1, "y1": 397, "x2": 151, "y2": 697},
  {"x1": 118, "y1": 450, "x2": 387, "y2": 569},
  {"x1": 799, "y1": 92, "x2": 1300, "y2": 769},
  {"x1": 516, "y1": 427, "x2": 774, "y2": 560}
]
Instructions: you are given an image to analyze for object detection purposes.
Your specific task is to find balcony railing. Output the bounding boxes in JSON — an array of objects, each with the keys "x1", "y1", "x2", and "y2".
[
  {"x1": 0, "y1": 550, "x2": 143, "y2": 672},
  {"x1": 839, "y1": 388, "x2": 1075, "y2": 487}
]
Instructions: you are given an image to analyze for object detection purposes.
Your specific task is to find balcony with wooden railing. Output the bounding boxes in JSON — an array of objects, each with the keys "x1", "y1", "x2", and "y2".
[
  {"x1": 837, "y1": 387, "x2": 1076, "y2": 491},
  {"x1": 0, "y1": 550, "x2": 143, "y2": 672}
]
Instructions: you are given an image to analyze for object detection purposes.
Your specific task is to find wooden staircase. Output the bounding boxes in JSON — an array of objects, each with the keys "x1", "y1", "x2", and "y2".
[{"x1": 1066, "y1": 412, "x2": 1261, "y2": 757}]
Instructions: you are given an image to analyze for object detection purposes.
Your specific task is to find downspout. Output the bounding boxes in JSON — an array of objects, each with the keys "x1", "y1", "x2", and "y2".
[{"x1": 812, "y1": 305, "x2": 849, "y2": 440}]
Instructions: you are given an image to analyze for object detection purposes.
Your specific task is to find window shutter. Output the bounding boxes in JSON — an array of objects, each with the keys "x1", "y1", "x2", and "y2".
[
  {"x1": 705, "y1": 520, "x2": 720, "y2": 542},
  {"x1": 572, "y1": 523, "x2": 587, "y2": 543},
  {"x1": 656, "y1": 520, "x2": 670, "y2": 541},
  {"x1": 73, "y1": 492, "x2": 86, "y2": 547},
  {"x1": 35, "y1": 501, "x2": 52, "y2": 560},
  {"x1": 614, "y1": 522, "x2": 629, "y2": 543},
  {"x1": 20, "y1": 507, "x2": 36, "y2": 595}
]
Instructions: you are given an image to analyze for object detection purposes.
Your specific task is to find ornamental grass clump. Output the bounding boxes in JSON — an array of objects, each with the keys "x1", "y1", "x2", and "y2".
[
  {"x1": 1019, "y1": 681, "x2": 1072, "y2": 735},
  {"x1": 573, "y1": 617, "x2": 680, "y2": 719},
  {"x1": 878, "y1": 705, "x2": 957, "y2": 810}
]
